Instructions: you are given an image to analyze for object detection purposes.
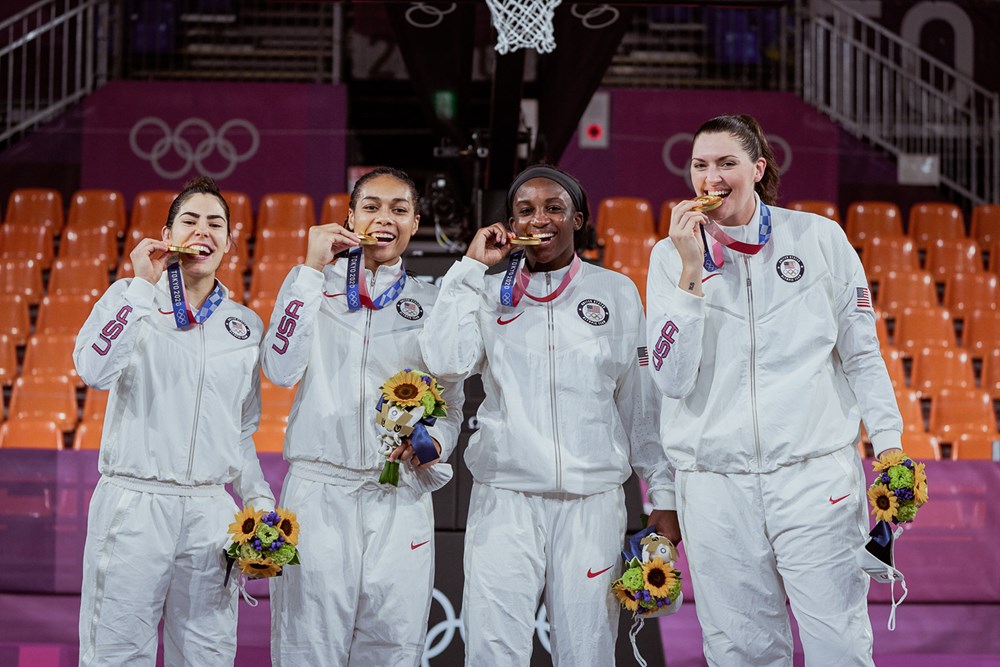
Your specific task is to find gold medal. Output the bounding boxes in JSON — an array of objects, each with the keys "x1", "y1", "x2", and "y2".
[
  {"x1": 510, "y1": 236, "x2": 542, "y2": 246},
  {"x1": 167, "y1": 245, "x2": 204, "y2": 255},
  {"x1": 357, "y1": 234, "x2": 378, "y2": 246},
  {"x1": 692, "y1": 195, "x2": 723, "y2": 212}
]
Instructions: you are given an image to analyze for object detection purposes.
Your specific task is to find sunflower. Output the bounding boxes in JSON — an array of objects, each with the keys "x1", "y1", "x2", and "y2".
[
  {"x1": 642, "y1": 558, "x2": 678, "y2": 598},
  {"x1": 228, "y1": 506, "x2": 263, "y2": 545},
  {"x1": 429, "y1": 379, "x2": 445, "y2": 406},
  {"x1": 872, "y1": 450, "x2": 905, "y2": 472},
  {"x1": 867, "y1": 485, "x2": 899, "y2": 522},
  {"x1": 612, "y1": 584, "x2": 639, "y2": 612},
  {"x1": 275, "y1": 507, "x2": 300, "y2": 545},
  {"x1": 382, "y1": 371, "x2": 430, "y2": 408},
  {"x1": 239, "y1": 557, "x2": 280, "y2": 578},
  {"x1": 913, "y1": 462, "x2": 929, "y2": 505}
]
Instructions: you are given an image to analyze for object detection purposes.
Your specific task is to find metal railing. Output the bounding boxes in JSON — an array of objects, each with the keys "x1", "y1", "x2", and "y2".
[
  {"x1": 0, "y1": 0, "x2": 111, "y2": 145},
  {"x1": 798, "y1": 0, "x2": 1000, "y2": 206}
]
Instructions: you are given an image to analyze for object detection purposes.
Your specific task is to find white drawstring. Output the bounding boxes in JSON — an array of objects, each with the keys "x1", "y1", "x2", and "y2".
[
  {"x1": 237, "y1": 575, "x2": 259, "y2": 607},
  {"x1": 629, "y1": 616, "x2": 648, "y2": 667}
]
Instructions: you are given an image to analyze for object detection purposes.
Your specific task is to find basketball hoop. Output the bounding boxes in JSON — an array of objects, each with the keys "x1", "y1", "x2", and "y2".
[{"x1": 485, "y1": 0, "x2": 563, "y2": 55}]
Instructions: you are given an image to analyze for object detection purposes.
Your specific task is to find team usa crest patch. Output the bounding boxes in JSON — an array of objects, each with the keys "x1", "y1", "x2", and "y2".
[
  {"x1": 577, "y1": 299, "x2": 609, "y2": 326},
  {"x1": 776, "y1": 255, "x2": 805, "y2": 282},
  {"x1": 225, "y1": 317, "x2": 251, "y2": 340},
  {"x1": 396, "y1": 298, "x2": 424, "y2": 321}
]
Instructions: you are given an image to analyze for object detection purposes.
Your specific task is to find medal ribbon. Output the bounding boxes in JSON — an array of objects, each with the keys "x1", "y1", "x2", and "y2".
[
  {"x1": 499, "y1": 253, "x2": 582, "y2": 307},
  {"x1": 702, "y1": 202, "x2": 772, "y2": 271},
  {"x1": 345, "y1": 247, "x2": 407, "y2": 311},
  {"x1": 166, "y1": 261, "x2": 225, "y2": 329}
]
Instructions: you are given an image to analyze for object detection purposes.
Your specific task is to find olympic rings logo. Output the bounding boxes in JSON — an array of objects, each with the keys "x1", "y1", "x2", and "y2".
[
  {"x1": 571, "y1": 4, "x2": 620, "y2": 29},
  {"x1": 129, "y1": 117, "x2": 260, "y2": 180},
  {"x1": 661, "y1": 132, "x2": 793, "y2": 186},
  {"x1": 405, "y1": 3, "x2": 457, "y2": 28},
  {"x1": 422, "y1": 588, "x2": 551, "y2": 663}
]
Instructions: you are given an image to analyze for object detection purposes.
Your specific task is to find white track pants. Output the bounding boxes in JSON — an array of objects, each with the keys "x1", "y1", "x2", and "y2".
[
  {"x1": 462, "y1": 482, "x2": 627, "y2": 667},
  {"x1": 270, "y1": 467, "x2": 436, "y2": 667},
  {"x1": 78, "y1": 476, "x2": 239, "y2": 667},
  {"x1": 676, "y1": 445, "x2": 874, "y2": 667}
]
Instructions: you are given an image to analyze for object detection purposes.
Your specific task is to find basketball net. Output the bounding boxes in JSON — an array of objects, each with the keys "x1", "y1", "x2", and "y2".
[{"x1": 485, "y1": 0, "x2": 563, "y2": 54}]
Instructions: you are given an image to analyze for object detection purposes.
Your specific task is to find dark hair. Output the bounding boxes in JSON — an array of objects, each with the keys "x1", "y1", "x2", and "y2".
[
  {"x1": 693, "y1": 114, "x2": 780, "y2": 205},
  {"x1": 165, "y1": 175, "x2": 231, "y2": 233},
  {"x1": 507, "y1": 163, "x2": 590, "y2": 250},
  {"x1": 348, "y1": 166, "x2": 421, "y2": 215}
]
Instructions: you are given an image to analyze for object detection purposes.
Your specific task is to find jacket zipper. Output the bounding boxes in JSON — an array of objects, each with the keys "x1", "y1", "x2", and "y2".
[
  {"x1": 546, "y1": 273, "x2": 563, "y2": 491},
  {"x1": 743, "y1": 256, "x2": 762, "y2": 469},
  {"x1": 186, "y1": 325, "x2": 206, "y2": 479},
  {"x1": 357, "y1": 267, "x2": 376, "y2": 465}
]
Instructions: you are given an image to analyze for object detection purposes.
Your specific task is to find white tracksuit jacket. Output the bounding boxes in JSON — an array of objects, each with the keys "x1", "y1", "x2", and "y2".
[
  {"x1": 420, "y1": 256, "x2": 674, "y2": 506},
  {"x1": 646, "y1": 201, "x2": 902, "y2": 667},
  {"x1": 73, "y1": 274, "x2": 274, "y2": 667}
]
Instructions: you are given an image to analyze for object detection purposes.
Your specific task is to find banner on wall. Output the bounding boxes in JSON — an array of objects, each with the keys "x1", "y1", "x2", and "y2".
[
  {"x1": 81, "y1": 81, "x2": 347, "y2": 210},
  {"x1": 561, "y1": 89, "x2": 840, "y2": 212}
]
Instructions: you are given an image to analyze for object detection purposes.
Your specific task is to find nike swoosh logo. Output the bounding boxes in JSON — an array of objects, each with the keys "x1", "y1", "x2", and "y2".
[
  {"x1": 324, "y1": 292, "x2": 346, "y2": 298},
  {"x1": 587, "y1": 565, "x2": 613, "y2": 579},
  {"x1": 702, "y1": 273, "x2": 721, "y2": 283},
  {"x1": 830, "y1": 494, "x2": 851, "y2": 505},
  {"x1": 496, "y1": 312, "x2": 524, "y2": 326},
  {"x1": 158, "y1": 308, "x2": 173, "y2": 315},
  {"x1": 410, "y1": 540, "x2": 430, "y2": 550}
]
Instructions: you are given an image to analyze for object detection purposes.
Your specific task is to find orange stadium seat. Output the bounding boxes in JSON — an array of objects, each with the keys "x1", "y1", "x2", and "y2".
[
  {"x1": 951, "y1": 432, "x2": 999, "y2": 460},
  {"x1": 47, "y1": 258, "x2": 109, "y2": 298},
  {"x1": 596, "y1": 197, "x2": 655, "y2": 243},
  {"x1": 0, "y1": 223, "x2": 54, "y2": 268},
  {"x1": 900, "y1": 431, "x2": 942, "y2": 461},
  {"x1": 83, "y1": 387, "x2": 109, "y2": 423},
  {"x1": 261, "y1": 378, "x2": 297, "y2": 424},
  {"x1": 0, "y1": 259, "x2": 44, "y2": 304},
  {"x1": 35, "y1": 294, "x2": 97, "y2": 335},
  {"x1": 970, "y1": 204, "x2": 1000, "y2": 251},
  {"x1": 895, "y1": 389, "x2": 926, "y2": 432},
  {"x1": 254, "y1": 420, "x2": 287, "y2": 453},
  {"x1": 876, "y1": 270, "x2": 937, "y2": 317},
  {"x1": 59, "y1": 225, "x2": 119, "y2": 269},
  {"x1": 963, "y1": 309, "x2": 1000, "y2": 358},
  {"x1": 787, "y1": 200, "x2": 841, "y2": 224},
  {"x1": 893, "y1": 306, "x2": 955, "y2": 352},
  {"x1": 130, "y1": 190, "x2": 175, "y2": 235},
  {"x1": 255, "y1": 227, "x2": 308, "y2": 264},
  {"x1": 0, "y1": 334, "x2": 16, "y2": 386},
  {"x1": 320, "y1": 193, "x2": 351, "y2": 226},
  {"x1": 250, "y1": 259, "x2": 298, "y2": 300},
  {"x1": 924, "y1": 238, "x2": 983, "y2": 279},
  {"x1": 657, "y1": 198, "x2": 686, "y2": 236},
  {"x1": 991, "y1": 240, "x2": 1000, "y2": 276},
  {"x1": 4, "y1": 188, "x2": 64, "y2": 233},
  {"x1": 846, "y1": 201, "x2": 902, "y2": 248},
  {"x1": 907, "y1": 202, "x2": 966, "y2": 251},
  {"x1": 616, "y1": 263, "x2": 649, "y2": 307},
  {"x1": 66, "y1": 189, "x2": 126, "y2": 237},
  {"x1": 0, "y1": 294, "x2": 31, "y2": 345},
  {"x1": 249, "y1": 296, "x2": 277, "y2": 328},
  {"x1": 881, "y1": 346, "x2": 906, "y2": 389},
  {"x1": 875, "y1": 310, "x2": 890, "y2": 346},
  {"x1": 228, "y1": 225, "x2": 250, "y2": 266},
  {"x1": 222, "y1": 190, "x2": 253, "y2": 237},
  {"x1": 21, "y1": 334, "x2": 79, "y2": 384},
  {"x1": 72, "y1": 421, "x2": 104, "y2": 450},
  {"x1": 257, "y1": 193, "x2": 316, "y2": 231},
  {"x1": 0, "y1": 419, "x2": 63, "y2": 449},
  {"x1": 909, "y1": 347, "x2": 975, "y2": 395},
  {"x1": 928, "y1": 388, "x2": 996, "y2": 439},
  {"x1": 215, "y1": 256, "x2": 246, "y2": 303},
  {"x1": 603, "y1": 232, "x2": 657, "y2": 272},
  {"x1": 942, "y1": 272, "x2": 998, "y2": 318},
  {"x1": 9, "y1": 376, "x2": 78, "y2": 432},
  {"x1": 860, "y1": 236, "x2": 918, "y2": 282}
]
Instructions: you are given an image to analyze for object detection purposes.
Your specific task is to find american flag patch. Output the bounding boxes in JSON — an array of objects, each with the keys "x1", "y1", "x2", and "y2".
[
  {"x1": 856, "y1": 286, "x2": 872, "y2": 309},
  {"x1": 637, "y1": 346, "x2": 649, "y2": 367}
]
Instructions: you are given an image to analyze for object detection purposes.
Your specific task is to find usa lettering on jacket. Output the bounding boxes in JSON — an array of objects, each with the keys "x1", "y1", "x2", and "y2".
[
  {"x1": 652, "y1": 320, "x2": 679, "y2": 371},
  {"x1": 272, "y1": 300, "x2": 304, "y2": 354},
  {"x1": 91, "y1": 305, "x2": 134, "y2": 356}
]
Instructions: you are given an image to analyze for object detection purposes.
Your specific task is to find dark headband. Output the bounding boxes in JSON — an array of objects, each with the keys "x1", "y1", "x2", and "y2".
[{"x1": 506, "y1": 165, "x2": 590, "y2": 224}]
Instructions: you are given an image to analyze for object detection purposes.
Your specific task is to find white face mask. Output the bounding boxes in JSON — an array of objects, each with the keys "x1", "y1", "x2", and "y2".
[{"x1": 856, "y1": 521, "x2": 908, "y2": 630}]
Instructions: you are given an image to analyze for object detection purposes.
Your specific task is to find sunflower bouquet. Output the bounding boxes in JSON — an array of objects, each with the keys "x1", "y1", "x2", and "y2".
[
  {"x1": 375, "y1": 369, "x2": 448, "y2": 486},
  {"x1": 612, "y1": 529, "x2": 683, "y2": 619},
  {"x1": 225, "y1": 506, "x2": 300, "y2": 580},
  {"x1": 867, "y1": 450, "x2": 929, "y2": 525}
]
